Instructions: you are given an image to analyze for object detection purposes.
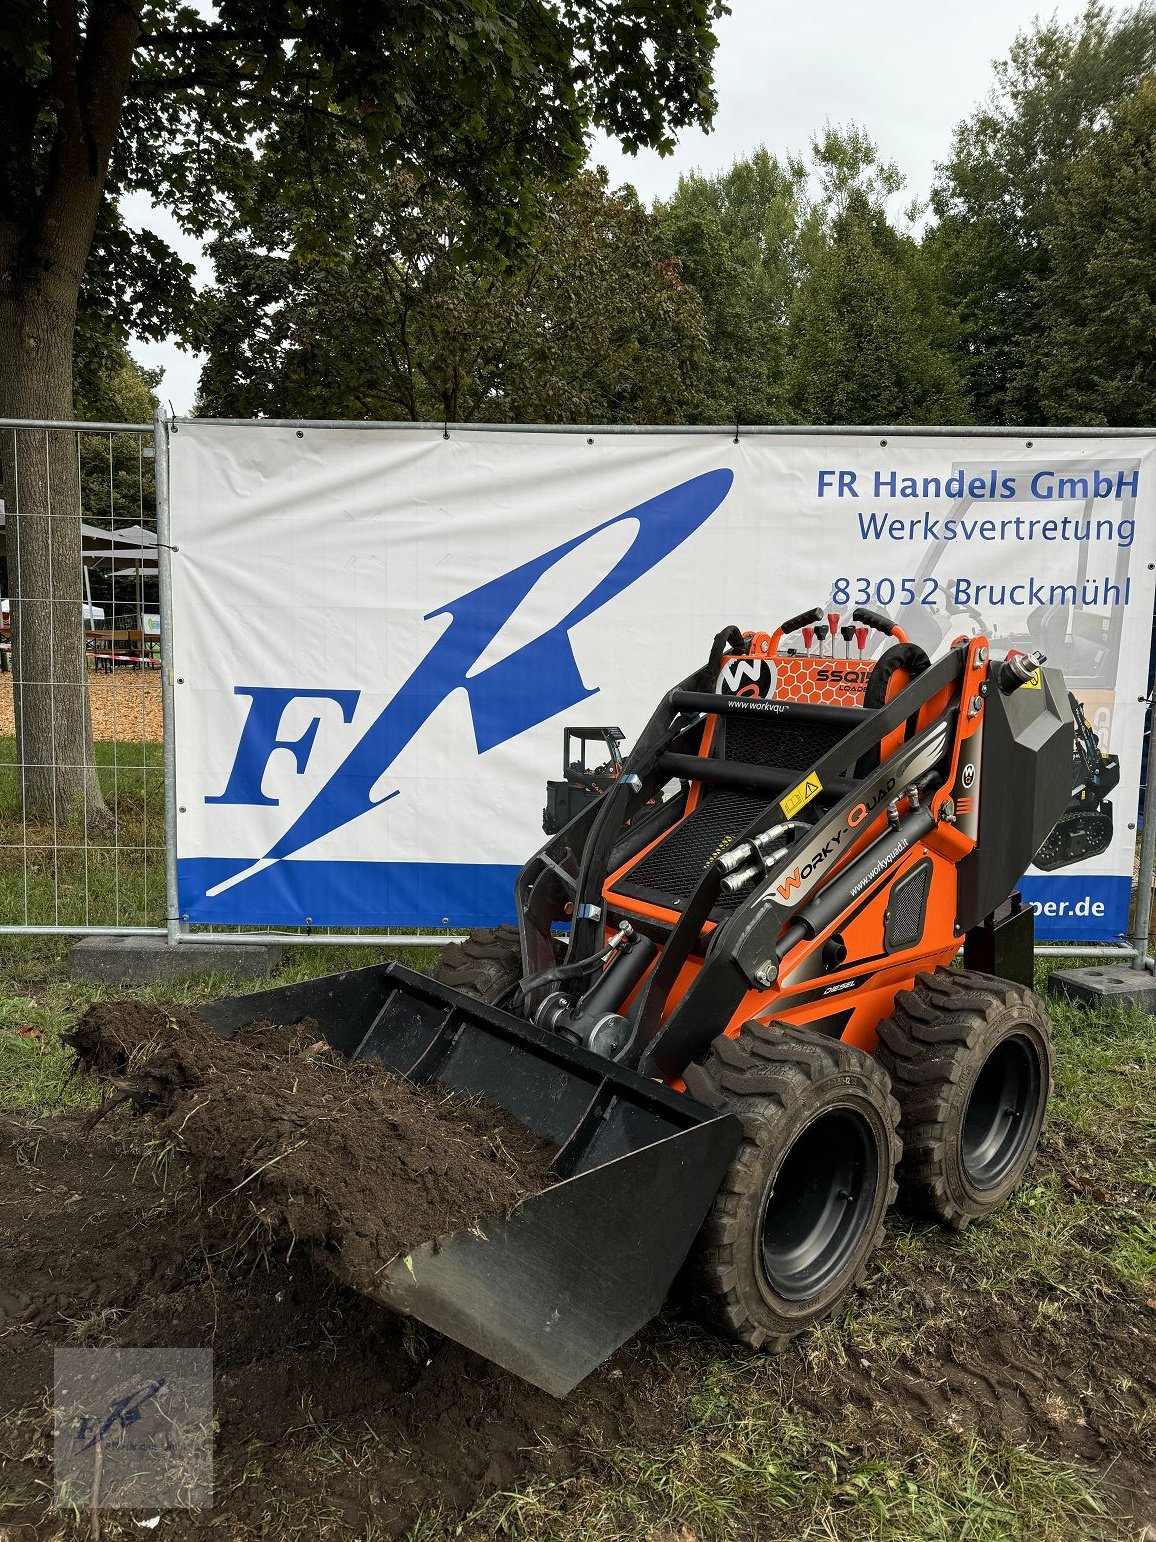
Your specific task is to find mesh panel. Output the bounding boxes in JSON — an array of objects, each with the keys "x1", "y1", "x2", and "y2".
[
  {"x1": 619, "y1": 788, "x2": 766, "y2": 909},
  {"x1": 721, "y1": 713, "x2": 849, "y2": 772},
  {"x1": 884, "y1": 861, "x2": 932, "y2": 951}
]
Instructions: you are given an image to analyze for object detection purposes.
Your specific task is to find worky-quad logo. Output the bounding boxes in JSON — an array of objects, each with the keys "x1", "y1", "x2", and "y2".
[
  {"x1": 717, "y1": 657, "x2": 777, "y2": 699},
  {"x1": 203, "y1": 470, "x2": 734, "y2": 897}
]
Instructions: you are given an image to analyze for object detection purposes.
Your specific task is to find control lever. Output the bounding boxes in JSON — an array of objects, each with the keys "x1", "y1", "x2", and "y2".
[
  {"x1": 826, "y1": 612, "x2": 840, "y2": 658},
  {"x1": 852, "y1": 606, "x2": 910, "y2": 646}
]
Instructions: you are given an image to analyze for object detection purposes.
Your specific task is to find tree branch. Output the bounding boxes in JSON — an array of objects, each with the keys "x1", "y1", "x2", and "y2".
[
  {"x1": 136, "y1": 23, "x2": 307, "y2": 48},
  {"x1": 33, "y1": 0, "x2": 144, "y2": 285},
  {"x1": 47, "y1": 0, "x2": 85, "y2": 157}
]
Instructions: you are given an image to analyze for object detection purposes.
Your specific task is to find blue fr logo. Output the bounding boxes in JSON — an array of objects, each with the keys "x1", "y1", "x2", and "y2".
[{"x1": 206, "y1": 469, "x2": 734, "y2": 894}]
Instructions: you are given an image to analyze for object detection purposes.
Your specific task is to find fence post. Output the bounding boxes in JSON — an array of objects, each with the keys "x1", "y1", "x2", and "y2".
[
  {"x1": 1129, "y1": 691, "x2": 1156, "y2": 971},
  {"x1": 154, "y1": 406, "x2": 183, "y2": 947}
]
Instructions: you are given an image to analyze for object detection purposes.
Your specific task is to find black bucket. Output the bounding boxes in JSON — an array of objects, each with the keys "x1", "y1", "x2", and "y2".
[{"x1": 201, "y1": 962, "x2": 741, "y2": 1395}]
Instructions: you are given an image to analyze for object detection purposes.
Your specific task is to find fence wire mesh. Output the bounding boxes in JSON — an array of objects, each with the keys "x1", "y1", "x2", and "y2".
[{"x1": 0, "y1": 421, "x2": 166, "y2": 934}]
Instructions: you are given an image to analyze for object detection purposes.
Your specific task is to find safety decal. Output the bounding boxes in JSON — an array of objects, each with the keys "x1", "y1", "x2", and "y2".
[{"x1": 781, "y1": 773, "x2": 823, "y2": 819}]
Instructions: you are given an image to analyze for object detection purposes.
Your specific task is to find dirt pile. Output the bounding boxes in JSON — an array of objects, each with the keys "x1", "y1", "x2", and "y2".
[
  {"x1": 0, "y1": 1104, "x2": 1152, "y2": 1538},
  {"x1": 0, "y1": 1113, "x2": 650, "y2": 1541},
  {"x1": 66, "y1": 1001, "x2": 554, "y2": 1293}
]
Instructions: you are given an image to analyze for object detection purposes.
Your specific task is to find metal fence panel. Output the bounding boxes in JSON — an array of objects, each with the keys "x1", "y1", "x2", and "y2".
[{"x1": 0, "y1": 418, "x2": 166, "y2": 937}]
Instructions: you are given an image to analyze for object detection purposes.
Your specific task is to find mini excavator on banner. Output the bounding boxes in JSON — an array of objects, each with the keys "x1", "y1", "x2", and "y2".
[{"x1": 204, "y1": 604, "x2": 1074, "y2": 1395}]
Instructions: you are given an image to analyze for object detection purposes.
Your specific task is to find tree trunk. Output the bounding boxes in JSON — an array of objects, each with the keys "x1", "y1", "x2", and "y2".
[
  {"x1": 0, "y1": 277, "x2": 111, "y2": 828},
  {"x1": 0, "y1": 0, "x2": 144, "y2": 831}
]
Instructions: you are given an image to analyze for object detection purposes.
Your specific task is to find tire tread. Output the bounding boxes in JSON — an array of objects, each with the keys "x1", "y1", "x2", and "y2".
[
  {"x1": 431, "y1": 925, "x2": 523, "y2": 1003},
  {"x1": 874, "y1": 966, "x2": 1052, "y2": 1230},
  {"x1": 689, "y1": 1021, "x2": 900, "y2": 1351}
]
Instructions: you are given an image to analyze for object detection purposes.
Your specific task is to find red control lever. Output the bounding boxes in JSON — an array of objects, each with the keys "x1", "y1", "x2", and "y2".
[
  {"x1": 826, "y1": 612, "x2": 840, "y2": 658},
  {"x1": 801, "y1": 625, "x2": 815, "y2": 654}
]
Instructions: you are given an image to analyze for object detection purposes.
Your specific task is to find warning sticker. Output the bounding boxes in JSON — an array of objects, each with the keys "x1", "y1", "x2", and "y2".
[
  {"x1": 1021, "y1": 670, "x2": 1042, "y2": 689},
  {"x1": 781, "y1": 773, "x2": 823, "y2": 819}
]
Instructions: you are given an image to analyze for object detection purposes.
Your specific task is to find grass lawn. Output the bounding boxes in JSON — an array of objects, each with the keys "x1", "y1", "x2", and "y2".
[
  {"x1": 0, "y1": 736, "x2": 167, "y2": 930},
  {"x1": 0, "y1": 742, "x2": 1153, "y2": 1540}
]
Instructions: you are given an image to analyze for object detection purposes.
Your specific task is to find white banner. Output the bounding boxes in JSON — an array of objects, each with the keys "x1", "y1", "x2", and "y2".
[{"x1": 169, "y1": 424, "x2": 1156, "y2": 942}]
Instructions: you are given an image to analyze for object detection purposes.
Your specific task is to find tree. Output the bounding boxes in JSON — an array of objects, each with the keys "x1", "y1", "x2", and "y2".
[
  {"x1": 929, "y1": 2, "x2": 1156, "y2": 424},
  {"x1": 196, "y1": 166, "x2": 707, "y2": 425},
  {"x1": 1036, "y1": 77, "x2": 1156, "y2": 426},
  {"x1": 785, "y1": 129, "x2": 968, "y2": 426},
  {"x1": 74, "y1": 316, "x2": 160, "y2": 426},
  {"x1": 652, "y1": 148, "x2": 806, "y2": 424},
  {"x1": 0, "y1": 0, "x2": 726, "y2": 824},
  {"x1": 72, "y1": 322, "x2": 161, "y2": 548}
]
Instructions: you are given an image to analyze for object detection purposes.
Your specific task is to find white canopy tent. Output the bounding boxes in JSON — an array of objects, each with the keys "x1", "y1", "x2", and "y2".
[{"x1": 0, "y1": 514, "x2": 157, "y2": 628}]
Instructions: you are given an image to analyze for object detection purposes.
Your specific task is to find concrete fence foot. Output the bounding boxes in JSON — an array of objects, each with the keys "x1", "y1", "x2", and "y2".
[
  {"x1": 1047, "y1": 963, "x2": 1156, "y2": 1010},
  {"x1": 69, "y1": 935, "x2": 283, "y2": 986}
]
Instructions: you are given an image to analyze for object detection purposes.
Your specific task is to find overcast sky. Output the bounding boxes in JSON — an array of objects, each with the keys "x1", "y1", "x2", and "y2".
[{"x1": 134, "y1": 0, "x2": 1126, "y2": 414}]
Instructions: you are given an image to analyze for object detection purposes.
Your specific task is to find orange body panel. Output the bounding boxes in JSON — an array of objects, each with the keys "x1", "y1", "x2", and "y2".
[{"x1": 599, "y1": 628, "x2": 986, "y2": 1086}]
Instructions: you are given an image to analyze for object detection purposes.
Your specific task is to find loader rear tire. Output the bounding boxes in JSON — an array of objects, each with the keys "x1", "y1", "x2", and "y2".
[
  {"x1": 683, "y1": 1022, "x2": 900, "y2": 1351},
  {"x1": 431, "y1": 925, "x2": 523, "y2": 1005},
  {"x1": 875, "y1": 967, "x2": 1053, "y2": 1230}
]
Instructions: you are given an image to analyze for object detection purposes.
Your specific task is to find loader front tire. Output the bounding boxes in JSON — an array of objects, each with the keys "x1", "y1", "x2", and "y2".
[
  {"x1": 875, "y1": 967, "x2": 1053, "y2": 1230},
  {"x1": 431, "y1": 925, "x2": 523, "y2": 1005},
  {"x1": 683, "y1": 1023, "x2": 900, "y2": 1351}
]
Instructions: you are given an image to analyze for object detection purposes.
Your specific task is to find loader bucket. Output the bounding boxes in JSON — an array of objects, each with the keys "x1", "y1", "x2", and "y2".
[{"x1": 200, "y1": 963, "x2": 742, "y2": 1396}]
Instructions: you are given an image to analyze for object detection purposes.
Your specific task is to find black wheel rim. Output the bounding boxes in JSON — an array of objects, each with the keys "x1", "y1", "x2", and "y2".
[
  {"x1": 759, "y1": 1109, "x2": 878, "y2": 1303},
  {"x1": 961, "y1": 1033, "x2": 1041, "y2": 1190}
]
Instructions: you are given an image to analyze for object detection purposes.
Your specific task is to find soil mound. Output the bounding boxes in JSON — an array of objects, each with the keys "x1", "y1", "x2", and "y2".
[
  {"x1": 66, "y1": 1001, "x2": 554, "y2": 1292},
  {"x1": 2, "y1": 1004, "x2": 1152, "y2": 1537},
  {"x1": 0, "y1": 1113, "x2": 649, "y2": 1541},
  {"x1": 0, "y1": 1105, "x2": 1152, "y2": 1537}
]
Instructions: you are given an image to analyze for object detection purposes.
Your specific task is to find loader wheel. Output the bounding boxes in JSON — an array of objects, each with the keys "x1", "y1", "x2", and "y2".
[
  {"x1": 683, "y1": 1023, "x2": 900, "y2": 1351},
  {"x1": 875, "y1": 967, "x2": 1053, "y2": 1230},
  {"x1": 431, "y1": 925, "x2": 523, "y2": 1005}
]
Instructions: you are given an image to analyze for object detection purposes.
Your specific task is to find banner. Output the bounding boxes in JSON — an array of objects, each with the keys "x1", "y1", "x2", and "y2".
[{"x1": 169, "y1": 424, "x2": 1156, "y2": 942}]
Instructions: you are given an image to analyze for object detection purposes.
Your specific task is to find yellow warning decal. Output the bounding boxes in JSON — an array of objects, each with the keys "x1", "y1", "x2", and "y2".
[
  {"x1": 1021, "y1": 669, "x2": 1042, "y2": 689},
  {"x1": 781, "y1": 773, "x2": 823, "y2": 819}
]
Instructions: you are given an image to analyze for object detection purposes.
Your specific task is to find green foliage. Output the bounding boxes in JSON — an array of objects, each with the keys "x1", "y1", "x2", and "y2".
[
  {"x1": 650, "y1": 131, "x2": 966, "y2": 428},
  {"x1": 786, "y1": 131, "x2": 968, "y2": 426},
  {"x1": 1, "y1": 0, "x2": 728, "y2": 358},
  {"x1": 653, "y1": 147, "x2": 806, "y2": 423},
  {"x1": 73, "y1": 321, "x2": 160, "y2": 424},
  {"x1": 81, "y1": 205, "x2": 202, "y2": 353},
  {"x1": 929, "y1": 1, "x2": 1156, "y2": 424},
  {"x1": 1036, "y1": 77, "x2": 1156, "y2": 426},
  {"x1": 786, "y1": 194, "x2": 968, "y2": 427},
  {"x1": 196, "y1": 164, "x2": 707, "y2": 424}
]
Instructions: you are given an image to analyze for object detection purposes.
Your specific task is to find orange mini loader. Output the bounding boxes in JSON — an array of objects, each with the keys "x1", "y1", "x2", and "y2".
[{"x1": 204, "y1": 606, "x2": 1073, "y2": 1394}]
